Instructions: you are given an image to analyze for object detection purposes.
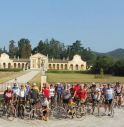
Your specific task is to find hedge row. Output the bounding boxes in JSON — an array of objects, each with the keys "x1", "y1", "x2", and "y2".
[
  {"x1": 47, "y1": 70, "x2": 90, "y2": 74},
  {"x1": 0, "y1": 68, "x2": 23, "y2": 72}
]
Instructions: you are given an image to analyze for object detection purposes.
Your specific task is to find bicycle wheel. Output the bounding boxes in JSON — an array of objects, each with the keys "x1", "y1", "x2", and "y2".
[
  {"x1": 7, "y1": 106, "x2": 16, "y2": 121},
  {"x1": 19, "y1": 105, "x2": 25, "y2": 119},
  {"x1": 76, "y1": 106, "x2": 86, "y2": 119},
  {"x1": 52, "y1": 106, "x2": 67, "y2": 119}
]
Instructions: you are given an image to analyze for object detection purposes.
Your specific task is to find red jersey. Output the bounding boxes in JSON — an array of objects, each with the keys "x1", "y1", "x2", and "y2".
[
  {"x1": 4, "y1": 90, "x2": 13, "y2": 102},
  {"x1": 42, "y1": 87, "x2": 50, "y2": 98},
  {"x1": 78, "y1": 89, "x2": 88, "y2": 100},
  {"x1": 73, "y1": 85, "x2": 81, "y2": 97}
]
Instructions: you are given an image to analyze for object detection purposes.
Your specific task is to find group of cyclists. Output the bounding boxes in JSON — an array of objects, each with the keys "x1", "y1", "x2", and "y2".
[{"x1": 2, "y1": 80, "x2": 124, "y2": 121}]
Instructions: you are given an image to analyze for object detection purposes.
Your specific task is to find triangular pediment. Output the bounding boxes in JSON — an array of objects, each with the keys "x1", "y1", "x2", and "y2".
[{"x1": 30, "y1": 53, "x2": 47, "y2": 58}]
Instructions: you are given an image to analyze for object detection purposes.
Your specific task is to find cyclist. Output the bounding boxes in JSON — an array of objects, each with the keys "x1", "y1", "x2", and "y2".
[
  {"x1": 73, "y1": 84, "x2": 81, "y2": 105},
  {"x1": 115, "y1": 81, "x2": 123, "y2": 108},
  {"x1": 12, "y1": 83, "x2": 19, "y2": 96},
  {"x1": 41, "y1": 97, "x2": 49, "y2": 121},
  {"x1": 56, "y1": 83, "x2": 63, "y2": 104},
  {"x1": 4, "y1": 85, "x2": 13, "y2": 105},
  {"x1": 49, "y1": 84, "x2": 55, "y2": 107},
  {"x1": 42, "y1": 84, "x2": 50, "y2": 101},
  {"x1": 91, "y1": 84, "x2": 101, "y2": 116},
  {"x1": 63, "y1": 86, "x2": 71, "y2": 107},
  {"x1": 29, "y1": 83, "x2": 39, "y2": 106},
  {"x1": 104, "y1": 83, "x2": 114, "y2": 116}
]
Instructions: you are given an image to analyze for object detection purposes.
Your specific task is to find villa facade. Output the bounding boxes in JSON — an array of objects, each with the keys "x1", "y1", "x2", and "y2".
[{"x1": 0, "y1": 53, "x2": 87, "y2": 71}]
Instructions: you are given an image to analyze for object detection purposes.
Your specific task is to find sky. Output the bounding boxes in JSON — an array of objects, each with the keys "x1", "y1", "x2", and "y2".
[{"x1": 0, "y1": 0, "x2": 124, "y2": 52}]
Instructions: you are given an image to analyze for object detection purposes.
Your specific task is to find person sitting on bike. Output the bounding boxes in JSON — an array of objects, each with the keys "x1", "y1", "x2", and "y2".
[
  {"x1": 68, "y1": 98, "x2": 76, "y2": 117},
  {"x1": 41, "y1": 97, "x2": 49, "y2": 121},
  {"x1": 114, "y1": 81, "x2": 123, "y2": 108},
  {"x1": 104, "y1": 83, "x2": 114, "y2": 116},
  {"x1": 4, "y1": 85, "x2": 13, "y2": 105}
]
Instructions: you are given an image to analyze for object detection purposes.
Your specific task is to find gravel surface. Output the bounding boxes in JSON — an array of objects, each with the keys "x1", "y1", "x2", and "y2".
[
  {"x1": 5, "y1": 70, "x2": 40, "y2": 84},
  {"x1": 0, "y1": 107, "x2": 124, "y2": 127}
]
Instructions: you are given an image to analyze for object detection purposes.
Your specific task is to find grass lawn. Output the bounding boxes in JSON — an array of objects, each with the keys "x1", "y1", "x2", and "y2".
[
  {"x1": 0, "y1": 71, "x2": 29, "y2": 83},
  {"x1": 30, "y1": 72, "x2": 124, "y2": 84}
]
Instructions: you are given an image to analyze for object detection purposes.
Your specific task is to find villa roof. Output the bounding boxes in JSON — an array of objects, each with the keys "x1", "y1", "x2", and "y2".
[
  {"x1": 48, "y1": 59, "x2": 68, "y2": 63},
  {"x1": 13, "y1": 59, "x2": 29, "y2": 62}
]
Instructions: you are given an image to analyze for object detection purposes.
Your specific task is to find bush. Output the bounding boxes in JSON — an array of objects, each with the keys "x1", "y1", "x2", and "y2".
[
  {"x1": 47, "y1": 70, "x2": 90, "y2": 74},
  {"x1": 0, "y1": 68, "x2": 23, "y2": 72}
]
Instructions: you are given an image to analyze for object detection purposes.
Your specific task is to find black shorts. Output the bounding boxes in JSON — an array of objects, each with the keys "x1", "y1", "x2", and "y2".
[
  {"x1": 63, "y1": 99, "x2": 69, "y2": 104},
  {"x1": 105, "y1": 99, "x2": 113, "y2": 104},
  {"x1": 116, "y1": 93, "x2": 121, "y2": 96}
]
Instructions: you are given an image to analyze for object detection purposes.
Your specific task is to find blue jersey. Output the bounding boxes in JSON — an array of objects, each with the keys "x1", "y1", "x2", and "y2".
[{"x1": 57, "y1": 86, "x2": 63, "y2": 95}]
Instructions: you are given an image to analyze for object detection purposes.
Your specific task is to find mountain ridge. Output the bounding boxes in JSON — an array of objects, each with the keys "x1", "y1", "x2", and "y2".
[{"x1": 93, "y1": 48, "x2": 124, "y2": 60}]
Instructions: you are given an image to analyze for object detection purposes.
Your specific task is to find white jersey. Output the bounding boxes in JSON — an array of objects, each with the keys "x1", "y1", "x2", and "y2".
[
  {"x1": 18, "y1": 89, "x2": 26, "y2": 98},
  {"x1": 50, "y1": 88, "x2": 55, "y2": 97}
]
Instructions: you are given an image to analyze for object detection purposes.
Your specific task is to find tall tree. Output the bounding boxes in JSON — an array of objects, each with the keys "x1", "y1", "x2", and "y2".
[
  {"x1": 9, "y1": 40, "x2": 17, "y2": 58},
  {"x1": 18, "y1": 38, "x2": 32, "y2": 58}
]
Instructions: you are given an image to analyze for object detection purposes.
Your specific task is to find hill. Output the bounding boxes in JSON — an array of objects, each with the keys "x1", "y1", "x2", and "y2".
[{"x1": 93, "y1": 48, "x2": 124, "y2": 60}]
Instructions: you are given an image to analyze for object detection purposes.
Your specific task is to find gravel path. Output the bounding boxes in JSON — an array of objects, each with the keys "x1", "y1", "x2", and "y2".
[
  {"x1": 5, "y1": 70, "x2": 40, "y2": 84},
  {"x1": 0, "y1": 107, "x2": 124, "y2": 127}
]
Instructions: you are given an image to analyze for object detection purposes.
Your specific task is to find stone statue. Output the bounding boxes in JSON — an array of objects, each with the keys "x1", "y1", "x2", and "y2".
[{"x1": 41, "y1": 60, "x2": 46, "y2": 76}]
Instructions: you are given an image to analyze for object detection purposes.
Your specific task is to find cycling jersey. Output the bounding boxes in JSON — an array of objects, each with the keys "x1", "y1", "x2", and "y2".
[
  {"x1": 78, "y1": 89, "x2": 88, "y2": 100},
  {"x1": 42, "y1": 87, "x2": 50, "y2": 98},
  {"x1": 4, "y1": 90, "x2": 13, "y2": 102},
  {"x1": 105, "y1": 88, "x2": 113, "y2": 100},
  {"x1": 50, "y1": 88, "x2": 55, "y2": 97},
  {"x1": 57, "y1": 86, "x2": 63, "y2": 95},
  {"x1": 12, "y1": 86, "x2": 19, "y2": 95}
]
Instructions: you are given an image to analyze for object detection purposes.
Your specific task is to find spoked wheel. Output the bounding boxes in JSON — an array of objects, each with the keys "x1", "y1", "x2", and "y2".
[
  {"x1": 76, "y1": 107, "x2": 86, "y2": 119},
  {"x1": 19, "y1": 105, "x2": 25, "y2": 119},
  {"x1": 52, "y1": 106, "x2": 67, "y2": 119},
  {"x1": 7, "y1": 106, "x2": 16, "y2": 121}
]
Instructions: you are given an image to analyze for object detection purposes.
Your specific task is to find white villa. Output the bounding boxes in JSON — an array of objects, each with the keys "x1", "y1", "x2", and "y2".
[{"x1": 0, "y1": 53, "x2": 87, "y2": 71}]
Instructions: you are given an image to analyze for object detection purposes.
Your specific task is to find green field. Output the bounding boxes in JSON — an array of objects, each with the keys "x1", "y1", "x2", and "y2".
[{"x1": 30, "y1": 72, "x2": 124, "y2": 84}]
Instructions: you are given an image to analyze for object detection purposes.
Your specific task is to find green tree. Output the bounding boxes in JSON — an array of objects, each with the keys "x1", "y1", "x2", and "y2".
[
  {"x1": 18, "y1": 38, "x2": 32, "y2": 58},
  {"x1": 9, "y1": 40, "x2": 18, "y2": 58},
  {"x1": 91, "y1": 55, "x2": 115, "y2": 74}
]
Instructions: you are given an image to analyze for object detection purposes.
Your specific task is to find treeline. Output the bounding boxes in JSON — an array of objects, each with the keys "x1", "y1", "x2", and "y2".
[
  {"x1": 0, "y1": 38, "x2": 124, "y2": 76},
  {"x1": 91, "y1": 55, "x2": 124, "y2": 76},
  {"x1": 0, "y1": 38, "x2": 96, "y2": 65}
]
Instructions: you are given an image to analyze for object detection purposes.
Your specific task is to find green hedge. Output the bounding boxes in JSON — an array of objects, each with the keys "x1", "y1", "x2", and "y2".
[
  {"x1": 0, "y1": 68, "x2": 23, "y2": 72},
  {"x1": 47, "y1": 70, "x2": 90, "y2": 74}
]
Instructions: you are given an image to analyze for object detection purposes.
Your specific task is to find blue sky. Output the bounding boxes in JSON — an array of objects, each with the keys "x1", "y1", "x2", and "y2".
[{"x1": 0, "y1": 0, "x2": 124, "y2": 52}]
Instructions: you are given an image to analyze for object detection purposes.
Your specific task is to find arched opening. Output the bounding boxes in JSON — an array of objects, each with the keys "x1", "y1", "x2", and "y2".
[
  {"x1": 65, "y1": 64, "x2": 67, "y2": 70},
  {"x1": 81, "y1": 64, "x2": 84, "y2": 70},
  {"x1": 70, "y1": 64, "x2": 73, "y2": 70},
  {"x1": 57, "y1": 64, "x2": 59, "y2": 70},
  {"x1": 61, "y1": 64, "x2": 63, "y2": 70},
  {"x1": 14, "y1": 63, "x2": 16, "y2": 68},
  {"x1": 3, "y1": 63, "x2": 6, "y2": 69},
  {"x1": 49, "y1": 64, "x2": 52, "y2": 69},
  {"x1": 22, "y1": 63, "x2": 24, "y2": 69},
  {"x1": 75, "y1": 64, "x2": 78, "y2": 70},
  {"x1": 8, "y1": 63, "x2": 11, "y2": 69},
  {"x1": 18, "y1": 63, "x2": 21, "y2": 68},
  {"x1": 53, "y1": 64, "x2": 55, "y2": 69}
]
